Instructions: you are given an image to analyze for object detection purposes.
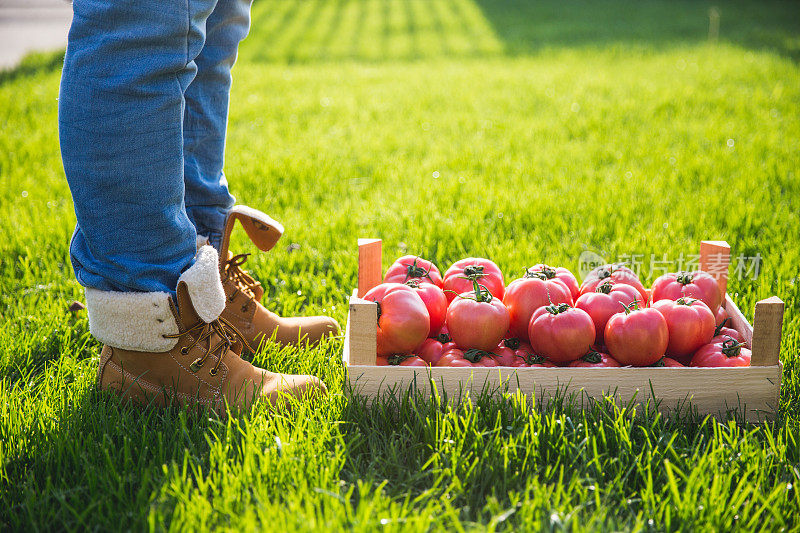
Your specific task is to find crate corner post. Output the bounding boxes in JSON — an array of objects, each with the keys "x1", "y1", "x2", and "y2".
[
  {"x1": 357, "y1": 238, "x2": 382, "y2": 298},
  {"x1": 699, "y1": 240, "x2": 731, "y2": 296},
  {"x1": 750, "y1": 296, "x2": 784, "y2": 367}
]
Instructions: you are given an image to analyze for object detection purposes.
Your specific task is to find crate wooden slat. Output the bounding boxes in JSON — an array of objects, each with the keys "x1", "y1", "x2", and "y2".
[{"x1": 343, "y1": 240, "x2": 784, "y2": 422}]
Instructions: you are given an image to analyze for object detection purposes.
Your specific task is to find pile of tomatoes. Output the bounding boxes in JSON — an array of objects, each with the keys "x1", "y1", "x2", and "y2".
[{"x1": 364, "y1": 255, "x2": 751, "y2": 369}]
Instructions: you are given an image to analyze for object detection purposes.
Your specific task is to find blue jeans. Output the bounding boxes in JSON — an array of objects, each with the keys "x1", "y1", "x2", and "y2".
[{"x1": 59, "y1": 0, "x2": 250, "y2": 294}]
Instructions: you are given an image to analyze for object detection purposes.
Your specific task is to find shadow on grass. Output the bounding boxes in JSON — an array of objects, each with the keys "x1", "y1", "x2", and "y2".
[
  {"x1": 471, "y1": 0, "x2": 800, "y2": 61},
  {"x1": 335, "y1": 377, "x2": 728, "y2": 524},
  {"x1": 0, "y1": 50, "x2": 64, "y2": 86},
  {"x1": 239, "y1": 0, "x2": 800, "y2": 64},
  {"x1": 0, "y1": 384, "x2": 222, "y2": 530}
]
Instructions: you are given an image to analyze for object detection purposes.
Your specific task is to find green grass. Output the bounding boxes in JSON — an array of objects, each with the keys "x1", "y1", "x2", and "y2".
[{"x1": 2, "y1": 0, "x2": 800, "y2": 530}]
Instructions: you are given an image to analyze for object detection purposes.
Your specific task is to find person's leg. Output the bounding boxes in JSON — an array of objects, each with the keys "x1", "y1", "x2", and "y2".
[
  {"x1": 183, "y1": 0, "x2": 252, "y2": 249},
  {"x1": 181, "y1": 0, "x2": 339, "y2": 346},
  {"x1": 60, "y1": 0, "x2": 220, "y2": 295},
  {"x1": 59, "y1": 0, "x2": 327, "y2": 411}
]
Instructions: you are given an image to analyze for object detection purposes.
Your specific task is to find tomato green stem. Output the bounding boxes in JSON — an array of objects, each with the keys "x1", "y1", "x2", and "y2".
[
  {"x1": 402, "y1": 257, "x2": 434, "y2": 283},
  {"x1": 463, "y1": 349, "x2": 492, "y2": 363},
  {"x1": 436, "y1": 332, "x2": 451, "y2": 344},
  {"x1": 521, "y1": 351, "x2": 547, "y2": 365},
  {"x1": 545, "y1": 303, "x2": 571, "y2": 315},
  {"x1": 581, "y1": 350, "x2": 602, "y2": 364},
  {"x1": 676, "y1": 271, "x2": 695, "y2": 285},
  {"x1": 714, "y1": 318, "x2": 730, "y2": 336},
  {"x1": 620, "y1": 298, "x2": 642, "y2": 315},
  {"x1": 387, "y1": 354, "x2": 412, "y2": 365},
  {"x1": 721, "y1": 338, "x2": 744, "y2": 357},
  {"x1": 504, "y1": 337, "x2": 521, "y2": 349},
  {"x1": 462, "y1": 264, "x2": 485, "y2": 279},
  {"x1": 596, "y1": 281, "x2": 614, "y2": 294}
]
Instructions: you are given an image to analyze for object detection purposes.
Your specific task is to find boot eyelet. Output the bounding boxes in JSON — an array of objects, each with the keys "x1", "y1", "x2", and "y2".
[
  {"x1": 189, "y1": 359, "x2": 204, "y2": 372},
  {"x1": 180, "y1": 347, "x2": 189, "y2": 355},
  {"x1": 209, "y1": 368, "x2": 218, "y2": 376}
]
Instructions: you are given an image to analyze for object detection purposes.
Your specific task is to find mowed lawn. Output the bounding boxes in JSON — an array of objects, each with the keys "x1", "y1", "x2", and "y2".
[{"x1": 2, "y1": 0, "x2": 800, "y2": 530}]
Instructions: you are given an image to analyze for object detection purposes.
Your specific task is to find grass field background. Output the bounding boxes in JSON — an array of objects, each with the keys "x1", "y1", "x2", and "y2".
[{"x1": 1, "y1": 0, "x2": 800, "y2": 530}]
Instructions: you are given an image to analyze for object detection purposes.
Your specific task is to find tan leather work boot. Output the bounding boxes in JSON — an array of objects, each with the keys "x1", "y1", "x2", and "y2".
[
  {"x1": 90, "y1": 246, "x2": 326, "y2": 413},
  {"x1": 211, "y1": 205, "x2": 340, "y2": 349}
]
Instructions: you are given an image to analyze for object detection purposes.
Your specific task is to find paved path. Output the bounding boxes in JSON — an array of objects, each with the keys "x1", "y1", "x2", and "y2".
[{"x1": 0, "y1": 0, "x2": 73, "y2": 70}]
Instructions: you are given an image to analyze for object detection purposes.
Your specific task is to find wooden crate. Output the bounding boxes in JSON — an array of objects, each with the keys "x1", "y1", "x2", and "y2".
[{"x1": 343, "y1": 240, "x2": 785, "y2": 422}]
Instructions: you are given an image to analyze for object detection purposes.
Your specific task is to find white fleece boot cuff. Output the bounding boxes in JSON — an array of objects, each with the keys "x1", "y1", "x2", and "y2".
[
  {"x1": 84, "y1": 245, "x2": 226, "y2": 352},
  {"x1": 177, "y1": 245, "x2": 226, "y2": 323}
]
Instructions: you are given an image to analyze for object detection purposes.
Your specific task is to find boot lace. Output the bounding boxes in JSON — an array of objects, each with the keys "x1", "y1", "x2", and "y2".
[
  {"x1": 222, "y1": 253, "x2": 262, "y2": 312},
  {"x1": 163, "y1": 317, "x2": 254, "y2": 376}
]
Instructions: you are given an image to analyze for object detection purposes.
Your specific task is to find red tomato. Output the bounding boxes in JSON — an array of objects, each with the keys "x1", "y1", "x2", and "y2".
[
  {"x1": 363, "y1": 283, "x2": 430, "y2": 356},
  {"x1": 580, "y1": 264, "x2": 647, "y2": 302},
  {"x1": 501, "y1": 338, "x2": 556, "y2": 367},
  {"x1": 715, "y1": 305, "x2": 730, "y2": 327},
  {"x1": 528, "y1": 303, "x2": 595, "y2": 363},
  {"x1": 604, "y1": 301, "x2": 668, "y2": 366},
  {"x1": 503, "y1": 273, "x2": 573, "y2": 340},
  {"x1": 447, "y1": 281, "x2": 510, "y2": 351},
  {"x1": 443, "y1": 258, "x2": 505, "y2": 303},
  {"x1": 526, "y1": 264, "x2": 580, "y2": 301},
  {"x1": 574, "y1": 280, "x2": 640, "y2": 345},
  {"x1": 383, "y1": 255, "x2": 443, "y2": 287},
  {"x1": 650, "y1": 357, "x2": 685, "y2": 367},
  {"x1": 691, "y1": 338, "x2": 751, "y2": 367},
  {"x1": 435, "y1": 347, "x2": 498, "y2": 367},
  {"x1": 568, "y1": 350, "x2": 621, "y2": 368},
  {"x1": 651, "y1": 297, "x2": 715, "y2": 359},
  {"x1": 416, "y1": 337, "x2": 456, "y2": 365},
  {"x1": 650, "y1": 271, "x2": 722, "y2": 313},
  {"x1": 404, "y1": 279, "x2": 447, "y2": 336},
  {"x1": 489, "y1": 345, "x2": 517, "y2": 366},
  {"x1": 376, "y1": 354, "x2": 429, "y2": 367}
]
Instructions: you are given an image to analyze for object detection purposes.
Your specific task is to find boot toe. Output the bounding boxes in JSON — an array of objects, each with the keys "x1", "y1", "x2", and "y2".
[{"x1": 262, "y1": 373, "x2": 328, "y2": 404}]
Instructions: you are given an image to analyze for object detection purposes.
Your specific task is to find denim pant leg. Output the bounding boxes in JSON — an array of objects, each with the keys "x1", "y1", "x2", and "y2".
[
  {"x1": 183, "y1": 0, "x2": 253, "y2": 249},
  {"x1": 59, "y1": 0, "x2": 219, "y2": 294}
]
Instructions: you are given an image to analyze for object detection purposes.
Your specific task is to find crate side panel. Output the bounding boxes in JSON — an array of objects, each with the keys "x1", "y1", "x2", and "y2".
[
  {"x1": 347, "y1": 366, "x2": 780, "y2": 421},
  {"x1": 725, "y1": 294, "x2": 754, "y2": 347}
]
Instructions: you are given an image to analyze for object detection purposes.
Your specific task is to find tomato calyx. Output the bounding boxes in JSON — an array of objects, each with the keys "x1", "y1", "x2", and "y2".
[
  {"x1": 436, "y1": 332, "x2": 452, "y2": 343},
  {"x1": 594, "y1": 263, "x2": 627, "y2": 281},
  {"x1": 462, "y1": 264, "x2": 486, "y2": 280},
  {"x1": 619, "y1": 298, "x2": 643, "y2": 315},
  {"x1": 650, "y1": 357, "x2": 667, "y2": 367},
  {"x1": 523, "y1": 270, "x2": 548, "y2": 281},
  {"x1": 520, "y1": 351, "x2": 547, "y2": 365},
  {"x1": 595, "y1": 281, "x2": 614, "y2": 294},
  {"x1": 402, "y1": 257, "x2": 434, "y2": 283},
  {"x1": 504, "y1": 337, "x2": 521, "y2": 349},
  {"x1": 386, "y1": 354, "x2": 413, "y2": 365},
  {"x1": 580, "y1": 350, "x2": 602, "y2": 364},
  {"x1": 374, "y1": 301, "x2": 382, "y2": 321},
  {"x1": 675, "y1": 271, "x2": 695, "y2": 285},
  {"x1": 463, "y1": 348, "x2": 492, "y2": 363},
  {"x1": 721, "y1": 338, "x2": 745, "y2": 358},
  {"x1": 675, "y1": 296, "x2": 699, "y2": 306},
  {"x1": 544, "y1": 302, "x2": 571, "y2": 315},
  {"x1": 526, "y1": 265, "x2": 557, "y2": 279},
  {"x1": 453, "y1": 278, "x2": 494, "y2": 303}
]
